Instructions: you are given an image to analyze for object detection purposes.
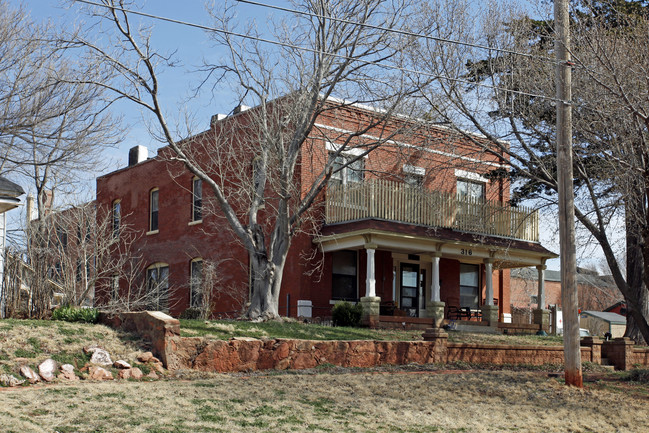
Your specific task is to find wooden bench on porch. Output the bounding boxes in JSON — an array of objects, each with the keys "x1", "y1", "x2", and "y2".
[{"x1": 447, "y1": 306, "x2": 482, "y2": 321}]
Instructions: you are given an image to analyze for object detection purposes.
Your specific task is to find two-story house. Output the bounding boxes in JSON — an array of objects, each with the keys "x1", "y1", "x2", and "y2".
[{"x1": 96, "y1": 98, "x2": 557, "y2": 327}]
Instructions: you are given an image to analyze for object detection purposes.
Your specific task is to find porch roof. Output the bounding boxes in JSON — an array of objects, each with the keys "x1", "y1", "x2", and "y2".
[{"x1": 315, "y1": 219, "x2": 557, "y2": 268}]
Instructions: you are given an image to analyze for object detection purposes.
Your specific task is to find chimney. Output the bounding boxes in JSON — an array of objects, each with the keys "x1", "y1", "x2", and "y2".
[
  {"x1": 210, "y1": 114, "x2": 227, "y2": 125},
  {"x1": 128, "y1": 145, "x2": 148, "y2": 167},
  {"x1": 233, "y1": 104, "x2": 250, "y2": 114},
  {"x1": 26, "y1": 194, "x2": 34, "y2": 224}
]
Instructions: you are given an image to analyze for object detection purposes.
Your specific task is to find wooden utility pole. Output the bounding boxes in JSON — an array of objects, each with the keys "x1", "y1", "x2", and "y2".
[{"x1": 555, "y1": 0, "x2": 583, "y2": 387}]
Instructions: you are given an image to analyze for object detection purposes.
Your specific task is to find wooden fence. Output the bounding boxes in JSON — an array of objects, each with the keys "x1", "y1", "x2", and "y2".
[{"x1": 325, "y1": 179, "x2": 539, "y2": 242}]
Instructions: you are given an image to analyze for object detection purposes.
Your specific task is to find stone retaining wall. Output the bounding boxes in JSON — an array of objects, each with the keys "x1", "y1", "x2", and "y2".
[{"x1": 100, "y1": 312, "x2": 649, "y2": 372}]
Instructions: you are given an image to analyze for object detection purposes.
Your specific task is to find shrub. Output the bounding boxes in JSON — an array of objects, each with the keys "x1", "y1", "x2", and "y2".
[
  {"x1": 52, "y1": 306, "x2": 99, "y2": 324},
  {"x1": 624, "y1": 369, "x2": 649, "y2": 383},
  {"x1": 331, "y1": 302, "x2": 362, "y2": 327},
  {"x1": 179, "y1": 308, "x2": 202, "y2": 320}
]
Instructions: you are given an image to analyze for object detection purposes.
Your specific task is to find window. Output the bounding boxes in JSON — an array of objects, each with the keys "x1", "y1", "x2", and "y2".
[
  {"x1": 330, "y1": 153, "x2": 364, "y2": 186},
  {"x1": 403, "y1": 165, "x2": 425, "y2": 188},
  {"x1": 457, "y1": 179, "x2": 485, "y2": 202},
  {"x1": 146, "y1": 263, "x2": 169, "y2": 310},
  {"x1": 332, "y1": 250, "x2": 357, "y2": 301},
  {"x1": 530, "y1": 295, "x2": 538, "y2": 304},
  {"x1": 190, "y1": 259, "x2": 203, "y2": 308},
  {"x1": 192, "y1": 178, "x2": 202, "y2": 222},
  {"x1": 111, "y1": 274, "x2": 120, "y2": 301},
  {"x1": 56, "y1": 227, "x2": 68, "y2": 251},
  {"x1": 459, "y1": 263, "x2": 480, "y2": 309},
  {"x1": 149, "y1": 188, "x2": 159, "y2": 232},
  {"x1": 112, "y1": 199, "x2": 121, "y2": 238}
]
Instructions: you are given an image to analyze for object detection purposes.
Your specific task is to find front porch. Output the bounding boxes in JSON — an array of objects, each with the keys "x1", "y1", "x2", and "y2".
[{"x1": 316, "y1": 219, "x2": 557, "y2": 330}]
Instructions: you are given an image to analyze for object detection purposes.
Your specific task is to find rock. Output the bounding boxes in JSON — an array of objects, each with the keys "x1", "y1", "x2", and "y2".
[
  {"x1": 59, "y1": 364, "x2": 79, "y2": 381},
  {"x1": 137, "y1": 352, "x2": 154, "y2": 363},
  {"x1": 145, "y1": 370, "x2": 158, "y2": 380},
  {"x1": 19, "y1": 366, "x2": 40, "y2": 384},
  {"x1": 88, "y1": 366, "x2": 113, "y2": 381},
  {"x1": 113, "y1": 360, "x2": 131, "y2": 369},
  {"x1": 130, "y1": 367, "x2": 143, "y2": 380},
  {"x1": 118, "y1": 369, "x2": 131, "y2": 380},
  {"x1": 83, "y1": 345, "x2": 102, "y2": 355},
  {"x1": 89, "y1": 348, "x2": 112, "y2": 366},
  {"x1": 151, "y1": 361, "x2": 165, "y2": 374},
  {"x1": 0, "y1": 374, "x2": 25, "y2": 387},
  {"x1": 38, "y1": 359, "x2": 57, "y2": 382}
]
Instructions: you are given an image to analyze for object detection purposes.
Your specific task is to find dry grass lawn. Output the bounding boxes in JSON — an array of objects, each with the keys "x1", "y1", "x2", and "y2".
[{"x1": 1, "y1": 368, "x2": 648, "y2": 432}]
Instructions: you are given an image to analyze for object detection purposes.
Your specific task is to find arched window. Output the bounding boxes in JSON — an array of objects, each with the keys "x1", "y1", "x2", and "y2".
[
  {"x1": 146, "y1": 262, "x2": 169, "y2": 310},
  {"x1": 190, "y1": 258, "x2": 203, "y2": 308}
]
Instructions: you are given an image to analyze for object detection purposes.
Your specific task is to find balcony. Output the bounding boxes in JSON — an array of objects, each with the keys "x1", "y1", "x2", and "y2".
[{"x1": 325, "y1": 179, "x2": 539, "y2": 242}]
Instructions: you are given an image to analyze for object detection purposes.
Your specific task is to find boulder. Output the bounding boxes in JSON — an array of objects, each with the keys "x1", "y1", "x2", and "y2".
[
  {"x1": 130, "y1": 367, "x2": 143, "y2": 380},
  {"x1": 38, "y1": 359, "x2": 57, "y2": 382},
  {"x1": 89, "y1": 349, "x2": 113, "y2": 366},
  {"x1": 137, "y1": 352, "x2": 154, "y2": 363},
  {"x1": 145, "y1": 370, "x2": 158, "y2": 380},
  {"x1": 59, "y1": 364, "x2": 79, "y2": 381},
  {"x1": 19, "y1": 366, "x2": 40, "y2": 384},
  {"x1": 0, "y1": 374, "x2": 25, "y2": 387},
  {"x1": 88, "y1": 366, "x2": 113, "y2": 381},
  {"x1": 113, "y1": 360, "x2": 131, "y2": 369}
]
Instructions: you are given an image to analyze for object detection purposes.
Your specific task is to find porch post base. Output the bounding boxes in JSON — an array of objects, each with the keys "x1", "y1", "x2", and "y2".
[
  {"x1": 422, "y1": 328, "x2": 448, "y2": 363},
  {"x1": 360, "y1": 296, "x2": 381, "y2": 328},
  {"x1": 480, "y1": 305, "x2": 499, "y2": 326},
  {"x1": 426, "y1": 301, "x2": 446, "y2": 328},
  {"x1": 533, "y1": 309, "x2": 551, "y2": 332}
]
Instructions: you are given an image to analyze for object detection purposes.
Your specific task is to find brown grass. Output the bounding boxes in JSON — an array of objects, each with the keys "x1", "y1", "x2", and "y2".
[{"x1": 0, "y1": 368, "x2": 648, "y2": 432}]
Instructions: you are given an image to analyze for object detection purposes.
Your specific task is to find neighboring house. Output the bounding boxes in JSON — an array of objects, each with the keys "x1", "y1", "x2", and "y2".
[
  {"x1": 96, "y1": 98, "x2": 557, "y2": 323},
  {"x1": 580, "y1": 311, "x2": 627, "y2": 338},
  {"x1": 604, "y1": 301, "x2": 627, "y2": 316},
  {"x1": 510, "y1": 266, "x2": 621, "y2": 314},
  {"x1": 0, "y1": 176, "x2": 24, "y2": 318}
]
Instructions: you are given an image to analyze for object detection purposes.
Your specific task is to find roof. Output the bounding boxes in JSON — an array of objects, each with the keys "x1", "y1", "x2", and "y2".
[
  {"x1": 0, "y1": 176, "x2": 24, "y2": 197},
  {"x1": 511, "y1": 267, "x2": 616, "y2": 288},
  {"x1": 582, "y1": 311, "x2": 627, "y2": 325}
]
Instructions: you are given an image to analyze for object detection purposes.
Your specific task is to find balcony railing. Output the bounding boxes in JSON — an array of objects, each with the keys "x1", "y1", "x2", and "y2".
[{"x1": 325, "y1": 179, "x2": 539, "y2": 242}]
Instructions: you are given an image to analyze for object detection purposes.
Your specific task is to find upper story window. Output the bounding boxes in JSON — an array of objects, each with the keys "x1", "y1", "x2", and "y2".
[
  {"x1": 330, "y1": 153, "x2": 364, "y2": 186},
  {"x1": 149, "y1": 188, "x2": 159, "y2": 232},
  {"x1": 457, "y1": 179, "x2": 485, "y2": 202},
  {"x1": 192, "y1": 177, "x2": 202, "y2": 222},
  {"x1": 112, "y1": 199, "x2": 121, "y2": 238},
  {"x1": 403, "y1": 165, "x2": 425, "y2": 188}
]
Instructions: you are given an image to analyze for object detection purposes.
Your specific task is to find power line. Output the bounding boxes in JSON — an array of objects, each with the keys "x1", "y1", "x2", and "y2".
[
  {"x1": 236, "y1": 0, "x2": 561, "y2": 66},
  {"x1": 74, "y1": 0, "x2": 565, "y2": 103}
]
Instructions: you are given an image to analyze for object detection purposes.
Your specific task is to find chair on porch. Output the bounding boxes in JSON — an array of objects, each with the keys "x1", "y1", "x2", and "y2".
[{"x1": 447, "y1": 306, "x2": 472, "y2": 320}]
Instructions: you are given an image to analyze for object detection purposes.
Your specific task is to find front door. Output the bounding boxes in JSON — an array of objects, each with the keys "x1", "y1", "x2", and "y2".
[{"x1": 400, "y1": 263, "x2": 419, "y2": 317}]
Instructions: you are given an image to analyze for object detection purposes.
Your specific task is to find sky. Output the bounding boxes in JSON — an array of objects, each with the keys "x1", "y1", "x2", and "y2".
[{"x1": 9, "y1": 0, "x2": 616, "y2": 273}]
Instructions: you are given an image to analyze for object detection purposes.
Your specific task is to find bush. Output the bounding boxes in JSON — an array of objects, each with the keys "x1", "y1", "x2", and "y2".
[
  {"x1": 52, "y1": 306, "x2": 99, "y2": 324},
  {"x1": 331, "y1": 302, "x2": 362, "y2": 327},
  {"x1": 179, "y1": 307, "x2": 202, "y2": 320}
]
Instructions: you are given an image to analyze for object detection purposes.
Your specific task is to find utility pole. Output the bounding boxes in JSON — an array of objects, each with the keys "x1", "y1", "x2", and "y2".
[{"x1": 555, "y1": 0, "x2": 582, "y2": 387}]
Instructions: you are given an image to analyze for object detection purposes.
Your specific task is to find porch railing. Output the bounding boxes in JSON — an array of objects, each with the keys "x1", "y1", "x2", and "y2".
[{"x1": 325, "y1": 179, "x2": 539, "y2": 242}]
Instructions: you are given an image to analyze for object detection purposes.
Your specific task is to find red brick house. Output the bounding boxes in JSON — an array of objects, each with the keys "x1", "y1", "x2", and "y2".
[{"x1": 96, "y1": 98, "x2": 557, "y2": 325}]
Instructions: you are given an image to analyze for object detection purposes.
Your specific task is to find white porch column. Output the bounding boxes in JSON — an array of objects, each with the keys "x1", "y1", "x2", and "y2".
[
  {"x1": 484, "y1": 259, "x2": 494, "y2": 306},
  {"x1": 365, "y1": 244, "x2": 377, "y2": 297},
  {"x1": 537, "y1": 264, "x2": 547, "y2": 309},
  {"x1": 430, "y1": 254, "x2": 441, "y2": 302}
]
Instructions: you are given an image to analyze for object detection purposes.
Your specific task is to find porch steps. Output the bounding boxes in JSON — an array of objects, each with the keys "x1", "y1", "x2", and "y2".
[{"x1": 599, "y1": 357, "x2": 616, "y2": 371}]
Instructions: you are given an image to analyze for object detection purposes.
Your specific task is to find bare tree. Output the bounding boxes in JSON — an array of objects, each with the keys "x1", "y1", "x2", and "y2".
[{"x1": 65, "y1": 0, "x2": 431, "y2": 320}]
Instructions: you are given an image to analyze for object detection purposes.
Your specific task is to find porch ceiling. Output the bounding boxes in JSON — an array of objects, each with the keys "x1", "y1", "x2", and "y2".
[{"x1": 315, "y1": 219, "x2": 557, "y2": 269}]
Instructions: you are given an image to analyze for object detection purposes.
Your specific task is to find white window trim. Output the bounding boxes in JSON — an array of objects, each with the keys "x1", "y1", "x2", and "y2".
[
  {"x1": 403, "y1": 165, "x2": 425, "y2": 176},
  {"x1": 326, "y1": 141, "x2": 368, "y2": 158},
  {"x1": 455, "y1": 169, "x2": 488, "y2": 183}
]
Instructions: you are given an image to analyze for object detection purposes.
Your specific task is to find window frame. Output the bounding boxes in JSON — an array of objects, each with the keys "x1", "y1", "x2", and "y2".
[
  {"x1": 189, "y1": 258, "x2": 203, "y2": 309},
  {"x1": 149, "y1": 188, "x2": 159, "y2": 233},
  {"x1": 328, "y1": 152, "x2": 365, "y2": 187},
  {"x1": 146, "y1": 262, "x2": 169, "y2": 311},
  {"x1": 112, "y1": 199, "x2": 121, "y2": 238},
  {"x1": 191, "y1": 177, "x2": 202, "y2": 222},
  {"x1": 459, "y1": 263, "x2": 480, "y2": 309},
  {"x1": 331, "y1": 250, "x2": 358, "y2": 302}
]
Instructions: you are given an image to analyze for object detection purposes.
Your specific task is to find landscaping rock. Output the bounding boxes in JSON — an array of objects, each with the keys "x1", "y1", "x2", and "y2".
[
  {"x1": 88, "y1": 366, "x2": 113, "y2": 381},
  {"x1": 137, "y1": 352, "x2": 154, "y2": 363},
  {"x1": 151, "y1": 361, "x2": 165, "y2": 374},
  {"x1": 59, "y1": 364, "x2": 79, "y2": 381},
  {"x1": 130, "y1": 367, "x2": 143, "y2": 380},
  {"x1": 38, "y1": 359, "x2": 57, "y2": 382},
  {"x1": 89, "y1": 348, "x2": 113, "y2": 366},
  {"x1": 0, "y1": 374, "x2": 25, "y2": 387},
  {"x1": 19, "y1": 366, "x2": 40, "y2": 384},
  {"x1": 146, "y1": 370, "x2": 158, "y2": 380},
  {"x1": 113, "y1": 360, "x2": 131, "y2": 369}
]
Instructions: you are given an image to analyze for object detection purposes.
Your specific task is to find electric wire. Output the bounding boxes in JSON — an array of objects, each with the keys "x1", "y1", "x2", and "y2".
[{"x1": 74, "y1": 0, "x2": 568, "y2": 104}]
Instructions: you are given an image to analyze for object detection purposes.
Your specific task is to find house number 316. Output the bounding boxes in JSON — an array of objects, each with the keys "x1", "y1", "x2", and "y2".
[{"x1": 461, "y1": 248, "x2": 472, "y2": 256}]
